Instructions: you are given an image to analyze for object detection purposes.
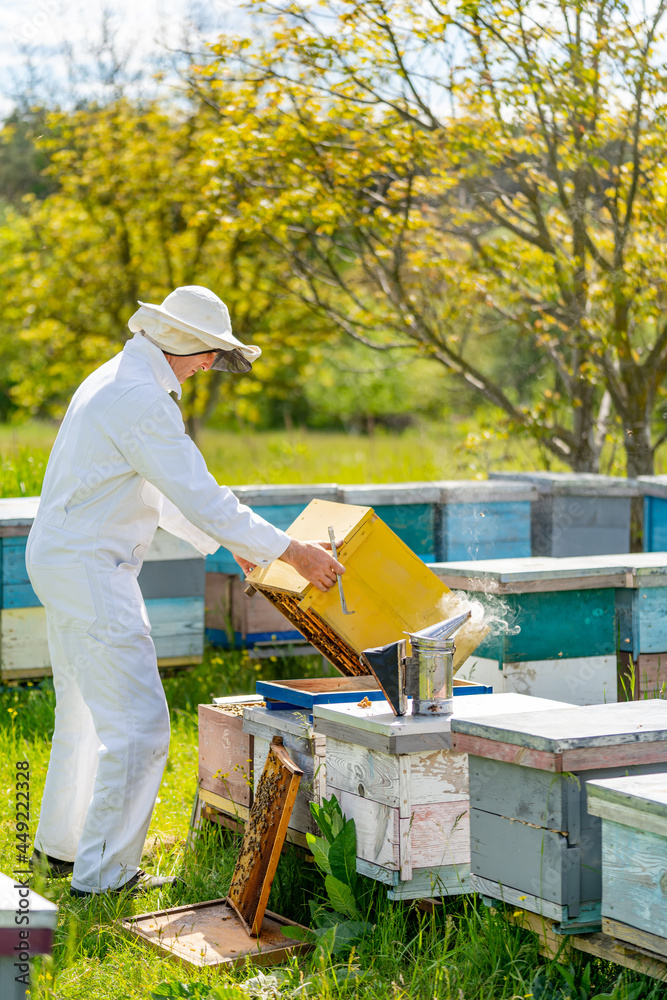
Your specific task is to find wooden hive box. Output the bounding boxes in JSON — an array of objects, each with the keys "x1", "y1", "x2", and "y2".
[
  {"x1": 313, "y1": 692, "x2": 569, "y2": 901},
  {"x1": 205, "y1": 485, "x2": 340, "y2": 575},
  {"x1": 436, "y1": 480, "x2": 537, "y2": 561},
  {"x1": 432, "y1": 555, "x2": 626, "y2": 705},
  {"x1": 0, "y1": 873, "x2": 58, "y2": 1000},
  {"x1": 614, "y1": 553, "x2": 667, "y2": 698},
  {"x1": 198, "y1": 696, "x2": 265, "y2": 826},
  {"x1": 451, "y1": 700, "x2": 667, "y2": 932},
  {"x1": 205, "y1": 571, "x2": 305, "y2": 650},
  {"x1": 339, "y1": 485, "x2": 440, "y2": 562},
  {"x1": 638, "y1": 475, "x2": 667, "y2": 553},
  {"x1": 489, "y1": 472, "x2": 637, "y2": 557},
  {"x1": 587, "y1": 772, "x2": 667, "y2": 959},
  {"x1": 1, "y1": 509, "x2": 207, "y2": 680},
  {"x1": 245, "y1": 499, "x2": 485, "y2": 677},
  {"x1": 242, "y1": 706, "x2": 326, "y2": 849}
]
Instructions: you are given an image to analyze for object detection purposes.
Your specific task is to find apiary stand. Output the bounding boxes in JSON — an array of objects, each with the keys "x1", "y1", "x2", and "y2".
[
  {"x1": 312, "y1": 692, "x2": 569, "y2": 900},
  {"x1": 451, "y1": 700, "x2": 667, "y2": 933}
]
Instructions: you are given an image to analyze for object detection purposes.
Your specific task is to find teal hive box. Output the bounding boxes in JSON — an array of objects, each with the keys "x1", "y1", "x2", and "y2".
[{"x1": 432, "y1": 555, "x2": 628, "y2": 705}]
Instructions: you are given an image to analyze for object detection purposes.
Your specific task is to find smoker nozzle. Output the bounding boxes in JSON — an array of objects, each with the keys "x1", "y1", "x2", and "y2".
[{"x1": 404, "y1": 610, "x2": 471, "y2": 643}]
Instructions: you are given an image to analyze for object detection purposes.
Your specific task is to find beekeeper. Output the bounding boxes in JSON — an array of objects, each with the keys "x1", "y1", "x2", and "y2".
[{"x1": 27, "y1": 285, "x2": 344, "y2": 898}]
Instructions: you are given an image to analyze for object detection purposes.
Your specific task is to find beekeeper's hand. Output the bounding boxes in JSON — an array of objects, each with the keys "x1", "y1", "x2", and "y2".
[
  {"x1": 279, "y1": 539, "x2": 345, "y2": 592},
  {"x1": 233, "y1": 554, "x2": 257, "y2": 574}
]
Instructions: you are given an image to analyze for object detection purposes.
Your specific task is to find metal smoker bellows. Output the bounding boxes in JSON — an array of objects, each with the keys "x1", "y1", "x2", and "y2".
[{"x1": 360, "y1": 612, "x2": 471, "y2": 717}]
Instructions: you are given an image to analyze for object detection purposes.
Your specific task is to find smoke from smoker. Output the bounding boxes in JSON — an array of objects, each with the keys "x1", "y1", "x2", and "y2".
[{"x1": 436, "y1": 586, "x2": 521, "y2": 668}]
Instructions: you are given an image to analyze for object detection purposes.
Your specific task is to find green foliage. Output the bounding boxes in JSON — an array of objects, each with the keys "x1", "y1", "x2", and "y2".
[
  {"x1": 532, "y1": 963, "x2": 652, "y2": 1000},
  {"x1": 192, "y1": 0, "x2": 667, "y2": 474},
  {"x1": 285, "y1": 795, "x2": 372, "y2": 958}
]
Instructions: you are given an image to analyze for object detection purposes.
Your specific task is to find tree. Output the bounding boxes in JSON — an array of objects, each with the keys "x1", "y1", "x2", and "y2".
[
  {"x1": 0, "y1": 98, "x2": 329, "y2": 437},
  {"x1": 192, "y1": 0, "x2": 667, "y2": 475}
]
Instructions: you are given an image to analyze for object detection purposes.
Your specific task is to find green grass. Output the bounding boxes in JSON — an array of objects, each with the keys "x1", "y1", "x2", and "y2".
[
  {"x1": 0, "y1": 649, "x2": 662, "y2": 1000},
  {"x1": 0, "y1": 418, "x2": 566, "y2": 498}
]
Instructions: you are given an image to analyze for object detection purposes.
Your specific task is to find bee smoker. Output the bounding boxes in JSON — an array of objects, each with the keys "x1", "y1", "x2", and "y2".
[{"x1": 360, "y1": 611, "x2": 471, "y2": 717}]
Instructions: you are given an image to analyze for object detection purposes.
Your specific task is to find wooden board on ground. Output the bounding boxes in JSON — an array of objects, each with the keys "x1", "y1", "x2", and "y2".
[
  {"x1": 227, "y1": 736, "x2": 303, "y2": 937},
  {"x1": 510, "y1": 908, "x2": 667, "y2": 982},
  {"x1": 121, "y1": 899, "x2": 310, "y2": 969}
]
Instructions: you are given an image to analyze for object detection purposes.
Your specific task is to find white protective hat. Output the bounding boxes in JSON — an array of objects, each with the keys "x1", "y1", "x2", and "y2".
[{"x1": 128, "y1": 285, "x2": 261, "y2": 372}]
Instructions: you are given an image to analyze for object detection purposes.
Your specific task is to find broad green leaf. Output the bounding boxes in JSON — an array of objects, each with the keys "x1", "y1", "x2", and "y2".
[
  {"x1": 281, "y1": 925, "x2": 316, "y2": 943},
  {"x1": 324, "y1": 874, "x2": 361, "y2": 919},
  {"x1": 328, "y1": 819, "x2": 357, "y2": 890},
  {"x1": 305, "y1": 832, "x2": 331, "y2": 874}
]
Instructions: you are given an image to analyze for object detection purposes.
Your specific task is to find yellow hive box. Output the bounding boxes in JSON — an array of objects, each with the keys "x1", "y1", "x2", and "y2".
[{"x1": 246, "y1": 499, "x2": 485, "y2": 676}]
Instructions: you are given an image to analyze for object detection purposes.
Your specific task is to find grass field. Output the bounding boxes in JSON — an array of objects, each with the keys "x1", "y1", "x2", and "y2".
[
  {"x1": 0, "y1": 649, "x2": 663, "y2": 1000},
  {"x1": 0, "y1": 418, "x2": 570, "y2": 497}
]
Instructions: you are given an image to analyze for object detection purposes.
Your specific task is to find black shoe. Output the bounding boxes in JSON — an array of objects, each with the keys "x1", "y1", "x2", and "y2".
[
  {"x1": 70, "y1": 870, "x2": 181, "y2": 898},
  {"x1": 30, "y1": 849, "x2": 75, "y2": 878}
]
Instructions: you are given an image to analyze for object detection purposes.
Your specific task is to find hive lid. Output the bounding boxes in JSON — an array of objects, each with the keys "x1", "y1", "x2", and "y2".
[
  {"x1": 451, "y1": 700, "x2": 667, "y2": 754},
  {"x1": 313, "y1": 691, "x2": 570, "y2": 740},
  {"x1": 231, "y1": 483, "x2": 340, "y2": 506},
  {"x1": 339, "y1": 483, "x2": 441, "y2": 504},
  {"x1": 587, "y1": 773, "x2": 667, "y2": 837},
  {"x1": 637, "y1": 475, "x2": 667, "y2": 498},
  {"x1": 0, "y1": 873, "x2": 58, "y2": 928},
  {"x1": 434, "y1": 479, "x2": 538, "y2": 503},
  {"x1": 488, "y1": 471, "x2": 638, "y2": 497}
]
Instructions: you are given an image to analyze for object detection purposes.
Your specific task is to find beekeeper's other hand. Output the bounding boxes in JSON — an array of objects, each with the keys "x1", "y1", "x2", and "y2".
[{"x1": 280, "y1": 539, "x2": 345, "y2": 592}]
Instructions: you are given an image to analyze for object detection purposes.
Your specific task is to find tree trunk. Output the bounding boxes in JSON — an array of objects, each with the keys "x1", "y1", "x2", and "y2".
[{"x1": 186, "y1": 413, "x2": 200, "y2": 444}]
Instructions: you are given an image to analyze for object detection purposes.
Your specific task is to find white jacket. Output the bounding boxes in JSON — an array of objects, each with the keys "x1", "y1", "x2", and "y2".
[{"x1": 28, "y1": 332, "x2": 290, "y2": 573}]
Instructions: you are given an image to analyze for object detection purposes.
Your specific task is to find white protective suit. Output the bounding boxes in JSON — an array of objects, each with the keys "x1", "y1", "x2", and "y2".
[{"x1": 26, "y1": 332, "x2": 290, "y2": 893}]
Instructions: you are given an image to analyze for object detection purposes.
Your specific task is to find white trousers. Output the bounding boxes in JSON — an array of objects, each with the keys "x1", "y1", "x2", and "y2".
[{"x1": 28, "y1": 555, "x2": 170, "y2": 893}]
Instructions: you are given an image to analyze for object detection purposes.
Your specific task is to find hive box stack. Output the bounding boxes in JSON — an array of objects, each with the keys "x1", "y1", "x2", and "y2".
[
  {"x1": 205, "y1": 484, "x2": 339, "y2": 650},
  {"x1": 311, "y1": 693, "x2": 568, "y2": 900},
  {"x1": 638, "y1": 475, "x2": 667, "y2": 552},
  {"x1": 436, "y1": 480, "x2": 536, "y2": 561},
  {"x1": 0, "y1": 498, "x2": 206, "y2": 680},
  {"x1": 433, "y1": 555, "x2": 624, "y2": 705},
  {"x1": 451, "y1": 701, "x2": 667, "y2": 932},
  {"x1": 198, "y1": 676, "x2": 489, "y2": 843},
  {"x1": 489, "y1": 472, "x2": 637, "y2": 557},
  {"x1": 588, "y1": 773, "x2": 667, "y2": 960}
]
